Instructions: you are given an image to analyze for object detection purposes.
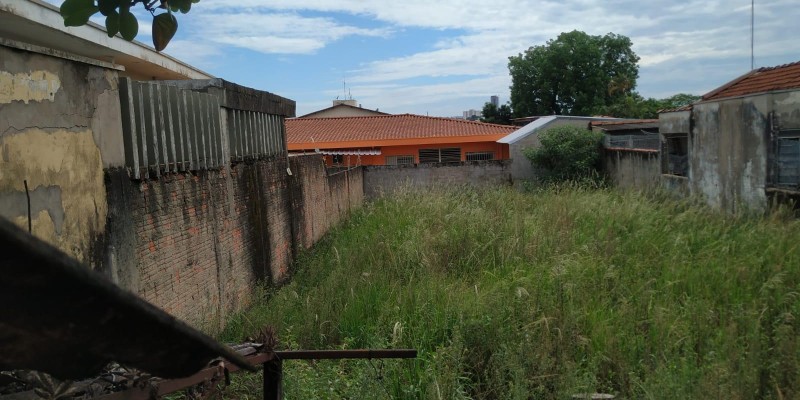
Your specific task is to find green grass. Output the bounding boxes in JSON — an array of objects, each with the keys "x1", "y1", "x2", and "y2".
[{"x1": 220, "y1": 185, "x2": 800, "y2": 399}]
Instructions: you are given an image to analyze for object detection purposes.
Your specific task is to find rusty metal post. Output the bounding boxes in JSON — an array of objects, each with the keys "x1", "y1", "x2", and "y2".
[{"x1": 263, "y1": 358, "x2": 283, "y2": 400}]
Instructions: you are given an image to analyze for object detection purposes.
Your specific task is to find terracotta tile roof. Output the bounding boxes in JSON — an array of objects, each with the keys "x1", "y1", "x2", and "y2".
[
  {"x1": 286, "y1": 114, "x2": 517, "y2": 147},
  {"x1": 703, "y1": 61, "x2": 800, "y2": 101},
  {"x1": 658, "y1": 104, "x2": 693, "y2": 113}
]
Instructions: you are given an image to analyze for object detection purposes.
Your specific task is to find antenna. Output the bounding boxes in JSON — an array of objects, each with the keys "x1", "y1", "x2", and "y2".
[{"x1": 751, "y1": 0, "x2": 755, "y2": 70}]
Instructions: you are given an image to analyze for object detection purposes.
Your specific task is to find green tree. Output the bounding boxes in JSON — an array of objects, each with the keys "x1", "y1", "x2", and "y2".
[
  {"x1": 523, "y1": 125, "x2": 604, "y2": 182},
  {"x1": 58, "y1": 0, "x2": 198, "y2": 51},
  {"x1": 480, "y1": 102, "x2": 513, "y2": 125},
  {"x1": 509, "y1": 30, "x2": 640, "y2": 117},
  {"x1": 598, "y1": 92, "x2": 701, "y2": 119}
]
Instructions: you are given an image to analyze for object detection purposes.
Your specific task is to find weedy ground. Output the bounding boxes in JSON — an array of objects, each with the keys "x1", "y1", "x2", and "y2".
[{"x1": 218, "y1": 185, "x2": 800, "y2": 399}]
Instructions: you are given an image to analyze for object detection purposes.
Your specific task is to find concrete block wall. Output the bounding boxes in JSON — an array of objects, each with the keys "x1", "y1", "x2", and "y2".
[
  {"x1": 603, "y1": 149, "x2": 661, "y2": 190},
  {"x1": 362, "y1": 160, "x2": 512, "y2": 199}
]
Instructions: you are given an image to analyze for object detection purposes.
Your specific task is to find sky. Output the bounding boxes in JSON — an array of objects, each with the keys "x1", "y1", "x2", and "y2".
[{"x1": 81, "y1": 1, "x2": 800, "y2": 117}]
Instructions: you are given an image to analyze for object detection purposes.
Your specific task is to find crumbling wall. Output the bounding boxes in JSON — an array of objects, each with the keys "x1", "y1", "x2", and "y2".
[{"x1": 0, "y1": 45, "x2": 124, "y2": 266}]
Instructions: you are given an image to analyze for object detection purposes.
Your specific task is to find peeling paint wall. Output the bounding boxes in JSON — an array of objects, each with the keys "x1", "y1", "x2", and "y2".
[{"x1": 0, "y1": 45, "x2": 125, "y2": 265}]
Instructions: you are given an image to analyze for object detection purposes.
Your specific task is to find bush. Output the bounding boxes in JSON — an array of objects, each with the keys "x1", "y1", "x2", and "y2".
[{"x1": 523, "y1": 125, "x2": 604, "y2": 182}]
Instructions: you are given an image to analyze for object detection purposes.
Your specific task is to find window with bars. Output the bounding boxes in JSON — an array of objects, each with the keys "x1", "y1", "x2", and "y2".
[
  {"x1": 465, "y1": 151, "x2": 495, "y2": 161},
  {"x1": 386, "y1": 155, "x2": 414, "y2": 165},
  {"x1": 419, "y1": 148, "x2": 461, "y2": 163},
  {"x1": 663, "y1": 134, "x2": 689, "y2": 177},
  {"x1": 775, "y1": 130, "x2": 800, "y2": 188}
]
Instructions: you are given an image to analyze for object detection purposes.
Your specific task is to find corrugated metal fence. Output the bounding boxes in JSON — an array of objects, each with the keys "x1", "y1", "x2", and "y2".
[{"x1": 119, "y1": 78, "x2": 285, "y2": 179}]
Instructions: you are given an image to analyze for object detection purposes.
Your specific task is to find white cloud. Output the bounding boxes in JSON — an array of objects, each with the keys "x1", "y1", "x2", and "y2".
[{"x1": 164, "y1": 0, "x2": 799, "y2": 115}]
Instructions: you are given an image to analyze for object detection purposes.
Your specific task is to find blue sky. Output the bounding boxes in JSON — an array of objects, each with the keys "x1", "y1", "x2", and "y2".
[{"x1": 88, "y1": 0, "x2": 800, "y2": 117}]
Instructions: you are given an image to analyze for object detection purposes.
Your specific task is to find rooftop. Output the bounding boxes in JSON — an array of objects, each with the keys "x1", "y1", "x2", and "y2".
[
  {"x1": 0, "y1": 0, "x2": 212, "y2": 80},
  {"x1": 591, "y1": 119, "x2": 659, "y2": 132},
  {"x1": 287, "y1": 114, "x2": 516, "y2": 149},
  {"x1": 298, "y1": 103, "x2": 389, "y2": 118},
  {"x1": 703, "y1": 61, "x2": 800, "y2": 101}
]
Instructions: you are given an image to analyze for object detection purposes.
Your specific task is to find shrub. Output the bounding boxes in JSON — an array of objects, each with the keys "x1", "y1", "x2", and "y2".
[{"x1": 523, "y1": 125, "x2": 604, "y2": 182}]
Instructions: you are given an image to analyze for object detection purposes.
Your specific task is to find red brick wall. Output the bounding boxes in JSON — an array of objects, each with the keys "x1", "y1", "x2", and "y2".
[{"x1": 114, "y1": 154, "x2": 362, "y2": 332}]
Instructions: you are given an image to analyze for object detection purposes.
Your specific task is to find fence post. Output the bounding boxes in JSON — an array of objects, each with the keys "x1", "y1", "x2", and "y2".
[{"x1": 264, "y1": 359, "x2": 283, "y2": 400}]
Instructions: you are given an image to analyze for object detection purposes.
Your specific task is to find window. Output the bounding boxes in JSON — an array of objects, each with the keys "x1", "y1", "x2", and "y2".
[
  {"x1": 663, "y1": 134, "x2": 688, "y2": 177},
  {"x1": 775, "y1": 130, "x2": 800, "y2": 188},
  {"x1": 386, "y1": 155, "x2": 414, "y2": 165},
  {"x1": 419, "y1": 148, "x2": 461, "y2": 163},
  {"x1": 465, "y1": 151, "x2": 495, "y2": 161},
  {"x1": 331, "y1": 154, "x2": 344, "y2": 165}
]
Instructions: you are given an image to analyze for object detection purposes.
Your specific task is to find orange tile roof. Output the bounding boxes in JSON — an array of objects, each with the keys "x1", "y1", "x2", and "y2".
[
  {"x1": 287, "y1": 114, "x2": 517, "y2": 149},
  {"x1": 703, "y1": 61, "x2": 800, "y2": 101}
]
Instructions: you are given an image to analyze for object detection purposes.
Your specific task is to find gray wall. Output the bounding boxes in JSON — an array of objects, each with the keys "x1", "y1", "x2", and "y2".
[
  {"x1": 363, "y1": 160, "x2": 512, "y2": 199},
  {"x1": 603, "y1": 149, "x2": 660, "y2": 190}
]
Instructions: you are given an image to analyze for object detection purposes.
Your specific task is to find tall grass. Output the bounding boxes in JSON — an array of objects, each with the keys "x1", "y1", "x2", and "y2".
[{"x1": 221, "y1": 185, "x2": 800, "y2": 399}]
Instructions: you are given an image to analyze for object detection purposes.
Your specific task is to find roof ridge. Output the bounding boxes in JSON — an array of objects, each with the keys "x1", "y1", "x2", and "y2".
[
  {"x1": 289, "y1": 113, "x2": 515, "y2": 128},
  {"x1": 756, "y1": 60, "x2": 800, "y2": 73}
]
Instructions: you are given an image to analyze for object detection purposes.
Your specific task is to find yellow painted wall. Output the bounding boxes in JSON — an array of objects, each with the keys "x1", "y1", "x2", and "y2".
[{"x1": 1, "y1": 45, "x2": 123, "y2": 267}]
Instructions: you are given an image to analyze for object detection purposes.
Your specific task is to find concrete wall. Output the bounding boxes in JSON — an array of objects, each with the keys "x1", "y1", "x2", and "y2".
[
  {"x1": 101, "y1": 154, "x2": 363, "y2": 332},
  {"x1": 363, "y1": 160, "x2": 512, "y2": 199},
  {"x1": 508, "y1": 119, "x2": 593, "y2": 183},
  {"x1": 0, "y1": 44, "x2": 124, "y2": 266},
  {"x1": 690, "y1": 97, "x2": 769, "y2": 212},
  {"x1": 603, "y1": 149, "x2": 660, "y2": 190}
]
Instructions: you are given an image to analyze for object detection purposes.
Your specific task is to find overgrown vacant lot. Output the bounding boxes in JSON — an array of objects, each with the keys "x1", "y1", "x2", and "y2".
[{"x1": 222, "y1": 186, "x2": 800, "y2": 399}]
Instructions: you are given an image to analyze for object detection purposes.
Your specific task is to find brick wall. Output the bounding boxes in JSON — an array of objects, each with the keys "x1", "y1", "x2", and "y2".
[{"x1": 104, "y1": 154, "x2": 363, "y2": 333}]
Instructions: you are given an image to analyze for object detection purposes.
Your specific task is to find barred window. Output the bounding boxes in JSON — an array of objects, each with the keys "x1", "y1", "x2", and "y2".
[
  {"x1": 775, "y1": 130, "x2": 800, "y2": 188},
  {"x1": 386, "y1": 155, "x2": 414, "y2": 165},
  {"x1": 663, "y1": 134, "x2": 688, "y2": 177},
  {"x1": 465, "y1": 151, "x2": 495, "y2": 161},
  {"x1": 419, "y1": 148, "x2": 461, "y2": 163}
]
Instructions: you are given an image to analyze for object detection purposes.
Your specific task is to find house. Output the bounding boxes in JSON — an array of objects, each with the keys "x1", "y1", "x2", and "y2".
[
  {"x1": 298, "y1": 99, "x2": 388, "y2": 118},
  {"x1": 287, "y1": 114, "x2": 516, "y2": 166},
  {"x1": 659, "y1": 61, "x2": 800, "y2": 212},
  {"x1": 497, "y1": 115, "x2": 621, "y2": 182}
]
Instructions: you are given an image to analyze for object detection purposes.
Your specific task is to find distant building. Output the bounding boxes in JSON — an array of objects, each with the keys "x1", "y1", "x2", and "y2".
[
  {"x1": 490, "y1": 95, "x2": 499, "y2": 108},
  {"x1": 287, "y1": 114, "x2": 515, "y2": 166},
  {"x1": 298, "y1": 99, "x2": 388, "y2": 119},
  {"x1": 463, "y1": 109, "x2": 482, "y2": 120}
]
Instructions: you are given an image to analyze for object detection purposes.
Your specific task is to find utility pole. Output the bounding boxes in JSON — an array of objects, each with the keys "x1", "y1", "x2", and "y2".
[{"x1": 751, "y1": 0, "x2": 755, "y2": 70}]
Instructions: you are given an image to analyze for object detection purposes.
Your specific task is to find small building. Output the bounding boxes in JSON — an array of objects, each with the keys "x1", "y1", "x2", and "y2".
[
  {"x1": 659, "y1": 61, "x2": 800, "y2": 212},
  {"x1": 592, "y1": 119, "x2": 661, "y2": 189},
  {"x1": 497, "y1": 115, "x2": 620, "y2": 182},
  {"x1": 298, "y1": 99, "x2": 388, "y2": 119},
  {"x1": 286, "y1": 114, "x2": 516, "y2": 166}
]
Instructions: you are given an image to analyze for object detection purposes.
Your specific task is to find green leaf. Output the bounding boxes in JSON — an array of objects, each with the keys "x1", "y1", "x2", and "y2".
[
  {"x1": 105, "y1": 11, "x2": 120, "y2": 37},
  {"x1": 168, "y1": 0, "x2": 192, "y2": 13},
  {"x1": 152, "y1": 12, "x2": 178, "y2": 51},
  {"x1": 119, "y1": 9, "x2": 139, "y2": 41},
  {"x1": 60, "y1": 0, "x2": 99, "y2": 27},
  {"x1": 98, "y1": 0, "x2": 119, "y2": 16}
]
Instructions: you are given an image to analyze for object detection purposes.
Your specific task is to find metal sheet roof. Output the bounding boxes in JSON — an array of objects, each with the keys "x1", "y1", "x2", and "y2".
[{"x1": 0, "y1": 217, "x2": 253, "y2": 380}]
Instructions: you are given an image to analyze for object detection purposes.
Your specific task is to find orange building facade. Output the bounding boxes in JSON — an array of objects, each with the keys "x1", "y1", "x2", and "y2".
[{"x1": 286, "y1": 114, "x2": 515, "y2": 166}]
